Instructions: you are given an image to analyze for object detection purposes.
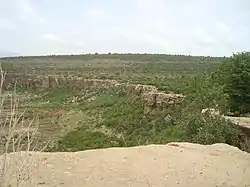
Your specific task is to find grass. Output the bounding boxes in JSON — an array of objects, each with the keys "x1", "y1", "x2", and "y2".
[
  {"x1": 47, "y1": 84, "x2": 240, "y2": 152},
  {"x1": 39, "y1": 88, "x2": 75, "y2": 108},
  {"x1": 49, "y1": 89, "x2": 185, "y2": 152},
  {"x1": 52, "y1": 130, "x2": 124, "y2": 152}
]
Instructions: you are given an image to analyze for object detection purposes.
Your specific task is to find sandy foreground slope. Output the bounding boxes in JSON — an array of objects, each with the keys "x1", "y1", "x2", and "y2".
[{"x1": 1, "y1": 142, "x2": 250, "y2": 187}]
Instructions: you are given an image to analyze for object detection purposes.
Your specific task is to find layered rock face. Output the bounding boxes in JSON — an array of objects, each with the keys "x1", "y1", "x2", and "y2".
[{"x1": 2, "y1": 75, "x2": 184, "y2": 109}]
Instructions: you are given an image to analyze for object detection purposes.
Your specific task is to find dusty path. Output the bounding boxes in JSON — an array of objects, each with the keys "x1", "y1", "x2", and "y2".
[{"x1": 2, "y1": 142, "x2": 250, "y2": 187}]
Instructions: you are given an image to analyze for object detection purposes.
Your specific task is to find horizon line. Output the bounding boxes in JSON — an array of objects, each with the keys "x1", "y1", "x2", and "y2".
[{"x1": 0, "y1": 52, "x2": 230, "y2": 59}]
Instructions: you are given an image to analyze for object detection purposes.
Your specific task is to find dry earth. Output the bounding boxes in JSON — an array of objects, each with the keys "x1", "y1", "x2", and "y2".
[{"x1": 1, "y1": 142, "x2": 250, "y2": 187}]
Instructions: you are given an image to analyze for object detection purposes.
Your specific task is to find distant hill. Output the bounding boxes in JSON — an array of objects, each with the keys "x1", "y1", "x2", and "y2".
[
  {"x1": 0, "y1": 51, "x2": 18, "y2": 58},
  {"x1": 0, "y1": 53, "x2": 227, "y2": 63}
]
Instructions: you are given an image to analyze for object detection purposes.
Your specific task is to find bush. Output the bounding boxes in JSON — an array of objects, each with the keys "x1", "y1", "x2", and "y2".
[
  {"x1": 51, "y1": 89, "x2": 185, "y2": 152},
  {"x1": 51, "y1": 129, "x2": 124, "y2": 152},
  {"x1": 218, "y1": 52, "x2": 250, "y2": 114},
  {"x1": 169, "y1": 73, "x2": 241, "y2": 148},
  {"x1": 185, "y1": 114, "x2": 240, "y2": 146}
]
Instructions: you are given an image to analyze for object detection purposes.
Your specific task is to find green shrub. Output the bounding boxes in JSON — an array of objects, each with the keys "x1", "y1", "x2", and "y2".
[
  {"x1": 184, "y1": 114, "x2": 240, "y2": 146},
  {"x1": 40, "y1": 88, "x2": 75, "y2": 109},
  {"x1": 217, "y1": 52, "x2": 250, "y2": 114},
  {"x1": 50, "y1": 128, "x2": 124, "y2": 152},
  {"x1": 170, "y1": 73, "x2": 241, "y2": 148},
  {"x1": 51, "y1": 89, "x2": 185, "y2": 151}
]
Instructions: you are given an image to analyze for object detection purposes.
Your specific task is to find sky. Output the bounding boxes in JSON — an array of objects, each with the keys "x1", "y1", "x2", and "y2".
[{"x1": 0, "y1": 0, "x2": 249, "y2": 57}]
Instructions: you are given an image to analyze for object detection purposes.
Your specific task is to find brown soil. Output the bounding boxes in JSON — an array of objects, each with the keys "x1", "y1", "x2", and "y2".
[{"x1": 2, "y1": 142, "x2": 250, "y2": 187}]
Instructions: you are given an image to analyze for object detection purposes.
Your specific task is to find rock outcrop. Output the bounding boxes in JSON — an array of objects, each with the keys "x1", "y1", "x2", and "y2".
[
  {"x1": 224, "y1": 116, "x2": 250, "y2": 152},
  {"x1": 2, "y1": 75, "x2": 184, "y2": 109},
  {"x1": 1, "y1": 142, "x2": 250, "y2": 187}
]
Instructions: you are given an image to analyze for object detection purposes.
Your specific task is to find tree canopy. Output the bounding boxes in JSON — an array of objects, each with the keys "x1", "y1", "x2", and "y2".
[{"x1": 219, "y1": 52, "x2": 250, "y2": 114}]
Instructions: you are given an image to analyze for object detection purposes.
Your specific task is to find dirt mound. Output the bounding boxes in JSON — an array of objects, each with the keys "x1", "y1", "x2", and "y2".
[{"x1": 1, "y1": 142, "x2": 250, "y2": 187}]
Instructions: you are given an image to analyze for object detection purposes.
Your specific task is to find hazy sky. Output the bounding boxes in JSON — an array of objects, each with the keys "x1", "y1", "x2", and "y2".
[{"x1": 0, "y1": 0, "x2": 249, "y2": 57}]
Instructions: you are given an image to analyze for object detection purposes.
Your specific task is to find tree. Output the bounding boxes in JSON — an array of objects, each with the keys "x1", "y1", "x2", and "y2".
[{"x1": 222, "y1": 52, "x2": 250, "y2": 114}]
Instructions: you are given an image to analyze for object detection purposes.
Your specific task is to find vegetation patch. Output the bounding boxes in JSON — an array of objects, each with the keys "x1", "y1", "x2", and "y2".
[
  {"x1": 49, "y1": 89, "x2": 185, "y2": 151},
  {"x1": 2, "y1": 53, "x2": 249, "y2": 153},
  {"x1": 50, "y1": 84, "x2": 242, "y2": 152}
]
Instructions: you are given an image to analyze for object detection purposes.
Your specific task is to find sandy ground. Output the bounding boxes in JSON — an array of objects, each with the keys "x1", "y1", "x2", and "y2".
[{"x1": 1, "y1": 142, "x2": 250, "y2": 187}]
